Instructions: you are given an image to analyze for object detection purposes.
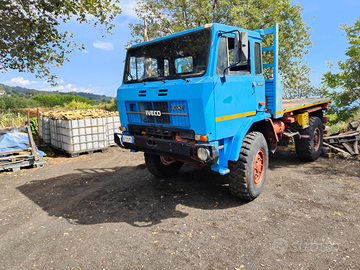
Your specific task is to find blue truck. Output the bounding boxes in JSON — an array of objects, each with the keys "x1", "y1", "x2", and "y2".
[{"x1": 115, "y1": 23, "x2": 331, "y2": 201}]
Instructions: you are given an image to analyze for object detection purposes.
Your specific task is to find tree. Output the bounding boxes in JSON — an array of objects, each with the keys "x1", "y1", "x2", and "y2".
[
  {"x1": 0, "y1": 94, "x2": 40, "y2": 109},
  {"x1": 31, "y1": 94, "x2": 94, "y2": 107},
  {"x1": 129, "y1": 0, "x2": 315, "y2": 98},
  {"x1": 322, "y1": 18, "x2": 360, "y2": 122},
  {"x1": 0, "y1": 0, "x2": 121, "y2": 86}
]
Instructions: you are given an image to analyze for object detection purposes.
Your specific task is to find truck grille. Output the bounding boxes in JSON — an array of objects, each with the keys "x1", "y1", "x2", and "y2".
[{"x1": 126, "y1": 101, "x2": 190, "y2": 127}]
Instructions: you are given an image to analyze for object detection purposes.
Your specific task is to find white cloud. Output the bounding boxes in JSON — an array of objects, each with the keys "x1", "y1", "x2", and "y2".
[
  {"x1": 3, "y1": 77, "x2": 103, "y2": 96},
  {"x1": 53, "y1": 86, "x2": 65, "y2": 91},
  {"x1": 81, "y1": 88, "x2": 92, "y2": 93},
  {"x1": 93, "y1": 41, "x2": 113, "y2": 51},
  {"x1": 83, "y1": 50, "x2": 89, "y2": 53},
  {"x1": 8, "y1": 77, "x2": 31, "y2": 86},
  {"x1": 119, "y1": 0, "x2": 138, "y2": 18}
]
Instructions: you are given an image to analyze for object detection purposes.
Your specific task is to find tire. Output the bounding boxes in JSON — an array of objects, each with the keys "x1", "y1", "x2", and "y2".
[
  {"x1": 295, "y1": 116, "x2": 323, "y2": 161},
  {"x1": 226, "y1": 131, "x2": 268, "y2": 201},
  {"x1": 144, "y1": 153, "x2": 183, "y2": 178}
]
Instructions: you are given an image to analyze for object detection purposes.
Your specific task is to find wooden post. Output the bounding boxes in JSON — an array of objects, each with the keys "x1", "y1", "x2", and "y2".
[
  {"x1": 26, "y1": 126, "x2": 40, "y2": 161},
  {"x1": 27, "y1": 109, "x2": 30, "y2": 126},
  {"x1": 37, "y1": 108, "x2": 41, "y2": 146}
]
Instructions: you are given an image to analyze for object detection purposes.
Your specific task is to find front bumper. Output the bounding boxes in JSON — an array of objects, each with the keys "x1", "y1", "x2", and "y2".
[{"x1": 114, "y1": 133, "x2": 219, "y2": 165}]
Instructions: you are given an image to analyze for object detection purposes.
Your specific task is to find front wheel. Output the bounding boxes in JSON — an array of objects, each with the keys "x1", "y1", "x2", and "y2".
[
  {"x1": 295, "y1": 116, "x2": 323, "y2": 161},
  {"x1": 144, "y1": 153, "x2": 183, "y2": 178},
  {"x1": 226, "y1": 131, "x2": 269, "y2": 201}
]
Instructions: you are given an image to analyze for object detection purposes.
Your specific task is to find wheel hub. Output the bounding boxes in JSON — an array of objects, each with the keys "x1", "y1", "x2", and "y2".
[
  {"x1": 313, "y1": 127, "x2": 321, "y2": 151},
  {"x1": 253, "y1": 149, "x2": 265, "y2": 186}
]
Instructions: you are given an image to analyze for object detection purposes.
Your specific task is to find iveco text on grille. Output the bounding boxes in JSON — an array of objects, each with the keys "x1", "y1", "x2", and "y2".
[{"x1": 145, "y1": 110, "x2": 162, "y2": 116}]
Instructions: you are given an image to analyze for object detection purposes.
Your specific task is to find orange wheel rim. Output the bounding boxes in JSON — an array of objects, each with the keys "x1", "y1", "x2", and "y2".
[
  {"x1": 254, "y1": 149, "x2": 265, "y2": 186},
  {"x1": 313, "y1": 127, "x2": 321, "y2": 151}
]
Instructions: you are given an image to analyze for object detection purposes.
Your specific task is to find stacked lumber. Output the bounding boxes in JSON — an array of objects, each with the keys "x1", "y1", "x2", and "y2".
[{"x1": 323, "y1": 120, "x2": 360, "y2": 159}]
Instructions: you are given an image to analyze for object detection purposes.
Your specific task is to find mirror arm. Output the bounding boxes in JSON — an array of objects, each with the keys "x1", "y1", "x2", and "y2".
[{"x1": 221, "y1": 62, "x2": 241, "y2": 82}]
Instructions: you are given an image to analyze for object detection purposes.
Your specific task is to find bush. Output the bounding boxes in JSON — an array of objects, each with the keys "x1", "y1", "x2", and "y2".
[
  {"x1": 30, "y1": 117, "x2": 39, "y2": 140},
  {"x1": 327, "y1": 107, "x2": 360, "y2": 134},
  {"x1": 31, "y1": 94, "x2": 94, "y2": 107},
  {"x1": 0, "y1": 94, "x2": 40, "y2": 109}
]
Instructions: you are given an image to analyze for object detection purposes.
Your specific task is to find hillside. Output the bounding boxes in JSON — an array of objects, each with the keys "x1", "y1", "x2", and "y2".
[{"x1": 0, "y1": 83, "x2": 113, "y2": 100}]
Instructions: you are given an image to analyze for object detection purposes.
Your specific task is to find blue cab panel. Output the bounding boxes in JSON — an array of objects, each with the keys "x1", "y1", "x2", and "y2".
[{"x1": 117, "y1": 23, "x2": 281, "y2": 174}]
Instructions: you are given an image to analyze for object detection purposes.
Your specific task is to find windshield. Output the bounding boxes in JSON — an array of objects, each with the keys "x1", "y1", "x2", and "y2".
[{"x1": 123, "y1": 29, "x2": 211, "y2": 83}]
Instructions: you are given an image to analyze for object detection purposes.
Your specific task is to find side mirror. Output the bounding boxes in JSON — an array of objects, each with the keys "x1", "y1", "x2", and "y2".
[{"x1": 234, "y1": 31, "x2": 248, "y2": 63}]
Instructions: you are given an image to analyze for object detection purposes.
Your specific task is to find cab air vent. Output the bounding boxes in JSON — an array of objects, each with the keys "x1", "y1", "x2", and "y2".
[
  {"x1": 158, "y1": 89, "x2": 168, "y2": 96},
  {"x1": 138, "y1": 90, "x2": 146, "y2": 97}
]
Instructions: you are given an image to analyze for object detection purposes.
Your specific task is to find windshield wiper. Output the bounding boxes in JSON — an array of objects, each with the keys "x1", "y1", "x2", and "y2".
[
  {"x1": 140, "y1": 77, "x2": 158, "y2": 84},
  {"x1": 139, "y1": 77, "x2": 168, "y2": 84},
  {"x1": 166, "y1": 75, "x2": 190, "y2": 82}
]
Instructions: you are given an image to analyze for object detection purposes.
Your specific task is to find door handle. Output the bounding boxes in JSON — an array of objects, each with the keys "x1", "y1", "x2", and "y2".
[{"x1": 252, "y1": 82, "x2": 256, "y2": 93}]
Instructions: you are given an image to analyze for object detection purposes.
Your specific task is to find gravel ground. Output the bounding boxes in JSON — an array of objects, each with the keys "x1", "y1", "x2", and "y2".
[{"x1": 0, "y1": 146, "x2": 360, "y2": 269}]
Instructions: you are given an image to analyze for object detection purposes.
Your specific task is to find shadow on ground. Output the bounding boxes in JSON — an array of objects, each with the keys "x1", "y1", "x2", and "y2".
[
  {"x1": 16, "y1": 148, "x2": 326, "y2": 227},
  {"x1": 16, "y1": 163, "x2": 244, "y2": 227}
]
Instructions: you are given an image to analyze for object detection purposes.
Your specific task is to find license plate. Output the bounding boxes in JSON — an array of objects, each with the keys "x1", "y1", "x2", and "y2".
[{"x1": 122, "y1": 135, "x2": 134, "y2": 143}]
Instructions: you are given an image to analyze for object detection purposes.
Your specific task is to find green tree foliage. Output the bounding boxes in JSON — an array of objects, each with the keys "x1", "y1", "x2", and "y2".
[
  {"x1": 0, "y1": 94, "x2": 40, "y2": 109},
  {"x1": 322, "y1": 18, "x2": 360, "y2": 122},
  {"x1": 31, "y1": 94, "x2": 94, "y2": 107},
  {"x1": 30, "y1": 117, "x2": 39, "y2": 140},
  {"x1": 0, "y1": 0, "x2": 121, "y2": 86},
  {"x1": 129, "y1": 0, "x2": 315, "y2": 98}
]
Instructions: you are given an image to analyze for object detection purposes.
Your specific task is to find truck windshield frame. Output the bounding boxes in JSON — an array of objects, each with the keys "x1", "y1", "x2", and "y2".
[{"x1": 123, "y1": 29, "x2": 211, "y2": 84}]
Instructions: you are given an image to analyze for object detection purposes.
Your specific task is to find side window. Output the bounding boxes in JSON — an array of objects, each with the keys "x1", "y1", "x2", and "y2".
[
  {"x1": 216, "y1": 37, "x2": 228, "y2": 76},
  {"x1": 254, "y1": 42, "x2": 262, "y2": 75},
  {"x1": 216, "y1": 36, "x2": 250, "y2": 76}
]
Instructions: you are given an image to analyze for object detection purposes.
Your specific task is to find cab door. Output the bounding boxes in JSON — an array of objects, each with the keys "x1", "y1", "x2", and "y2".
[
  {"x1": 252, "y1": 41, "x2": 266, "y2": 112},
  {"x1": 214, "y1": 35, "x2": 260, "y2": 140}
]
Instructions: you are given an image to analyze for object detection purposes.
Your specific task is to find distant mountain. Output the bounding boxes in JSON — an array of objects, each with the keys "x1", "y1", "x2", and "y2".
[{"x1": 0, "y1": 83, "x2": 113, "y2": 101}]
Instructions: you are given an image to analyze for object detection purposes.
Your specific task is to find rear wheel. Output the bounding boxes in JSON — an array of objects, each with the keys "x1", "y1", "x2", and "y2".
[
  {"x1": 295, "y1": 116, "x2": 323, "y2": 161},
  {"x1": 226, "y1": 131, "x2": 268, "y2": 201},
  {"x1": 144, "y1": 153, "x2": 183, "y2": 178}
]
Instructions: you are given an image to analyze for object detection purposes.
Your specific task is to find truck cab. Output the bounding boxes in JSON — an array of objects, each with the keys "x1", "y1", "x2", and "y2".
[{"x1": 115, "y1": 23, "x2": 330, "y2": 201}]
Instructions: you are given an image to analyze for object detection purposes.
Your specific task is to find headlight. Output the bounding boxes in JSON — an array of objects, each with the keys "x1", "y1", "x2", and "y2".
[{"x1": 197, "y1": 147, "x2": 210, "y2": 162}]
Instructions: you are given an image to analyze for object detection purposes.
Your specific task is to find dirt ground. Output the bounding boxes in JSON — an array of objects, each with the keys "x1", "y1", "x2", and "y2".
[{"x1": 0, "y1": 146, "x2": 360, "y2": 269}]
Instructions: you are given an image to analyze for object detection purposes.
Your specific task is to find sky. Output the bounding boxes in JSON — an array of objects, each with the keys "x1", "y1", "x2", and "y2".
[{"x1": 0, "y1": 0, "x2": 359, "y2": 97}]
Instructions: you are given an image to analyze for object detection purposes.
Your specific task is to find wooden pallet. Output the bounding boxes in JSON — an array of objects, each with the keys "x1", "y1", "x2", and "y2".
[
  {"x1": 50, "y1": 145, "x2": 109, "y2": 157},
  {"x1": 0, "y1": 126, "x2": 43, "y2": 172},
  {"x1": 0, "y1": 156, "x2": 44, "y2": 172},
  {"x1": 324, "y1": 132, "x2": 360, "y2": 156},
  {"x1": 66, "y1": 147, "x2": 109, "y2": 158}
]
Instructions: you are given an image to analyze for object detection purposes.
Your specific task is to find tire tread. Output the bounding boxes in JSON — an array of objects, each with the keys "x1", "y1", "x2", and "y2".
[
  {"x1": 295, "y1": 116, "x2": 323, "y2": 161},
  {"x1": 226, "y1": 131, "x2": 267, "y2": 201}
]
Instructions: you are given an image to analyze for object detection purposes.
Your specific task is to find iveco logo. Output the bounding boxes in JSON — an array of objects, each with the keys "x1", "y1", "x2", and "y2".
[{"x1": 145, "y1": 110, "x2": 162, "y2": 116}]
